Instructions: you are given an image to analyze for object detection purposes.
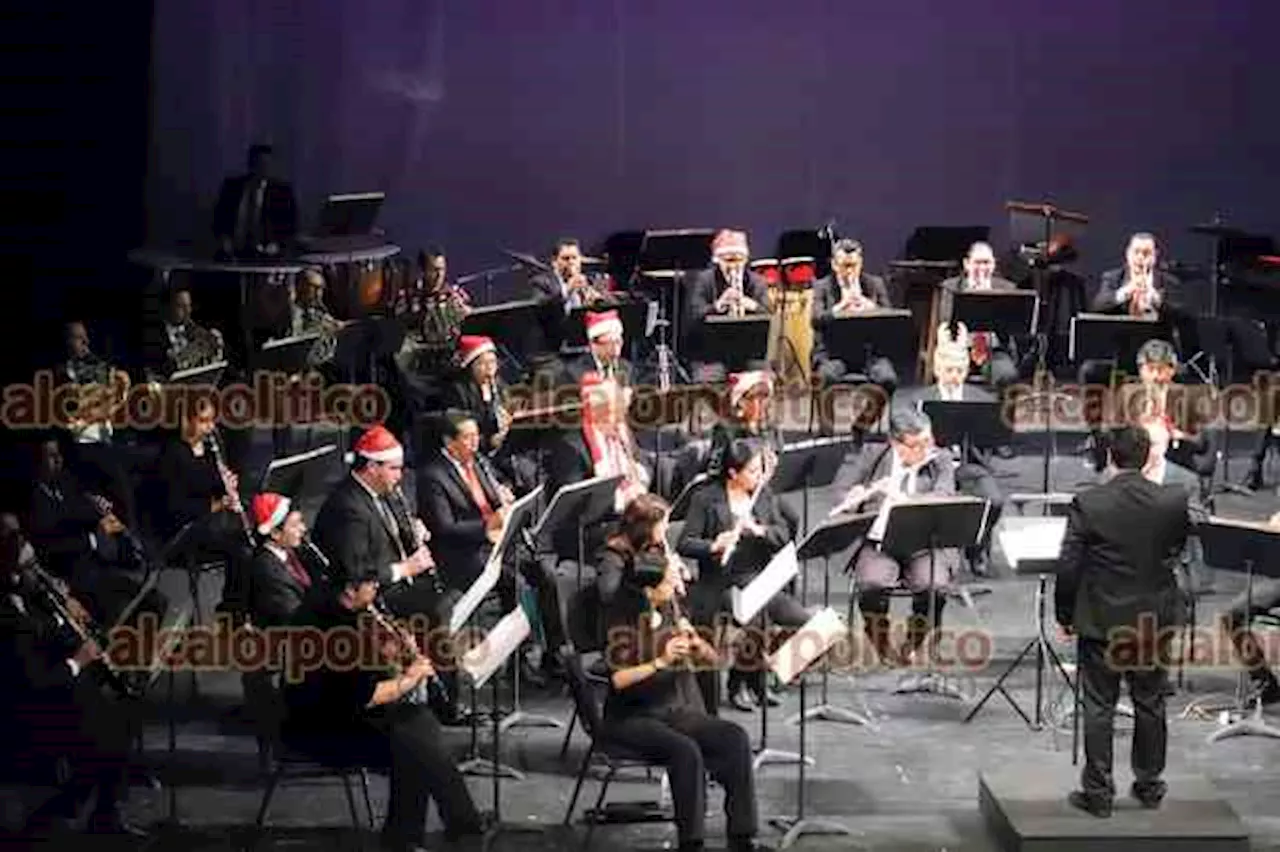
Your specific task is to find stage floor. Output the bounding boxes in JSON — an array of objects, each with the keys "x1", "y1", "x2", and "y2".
[{"x1": 40, "y1": 423, "x2": 1280, "y2": 851}]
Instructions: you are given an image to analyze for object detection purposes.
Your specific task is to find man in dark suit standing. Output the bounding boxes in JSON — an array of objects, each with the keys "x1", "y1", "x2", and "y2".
[
  {"x1": 1055, "y1": 425, "x2": 1189, "y2": 817},
  {"x1": 213, "y1": 143, "x2": 298, "y2": 259},
  {"x1": 937, "y1": 241, "x2": 1021, "y2": 392},
  {"x1": 684, "y1": 230, "x2": 770, "y2": 381},
  {"x1": 810, "y1": 238, "x2": 897, "y2": 435}
]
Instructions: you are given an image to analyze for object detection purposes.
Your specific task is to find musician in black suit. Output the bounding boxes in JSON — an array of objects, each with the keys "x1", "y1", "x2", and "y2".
[
  {"x1": 561, "y1": 308, "x2": 635, "y2": 388},
  {"x1": 684, "y1": 230, "x2": 770, "y2": 381},
  {"x1": 602, "y1": 501, "x2": 766, "y2": 852},
  {"x1": 529, "y1": 237, "x2": 616, "y2": 357},
  {"x1": 212, "y1": 143, "x2": 298, "y2": 259},
  {"x1": 811, "y1": 239, "x2": 897, "y2": 434},
  {"x1": 244, "y1": 493, "x2": 314, "y2": 629},
  {"x1": 678, "y1": 440, "x2": 808, "y2": 713},
  {"x1": 831, "y1": 408, "x2": 959, "y2": 666},
  {"x1": 1055, "y1": 425, "x2": 1188, "y2": 817},
  {"x1": 937, "y1": 242, "x2": 1022, "y2": 391},
  {"x1": 0, "y1": 521, "x2": 145, "y2": 839}
]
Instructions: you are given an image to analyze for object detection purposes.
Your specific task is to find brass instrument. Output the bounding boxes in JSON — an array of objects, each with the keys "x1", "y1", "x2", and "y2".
[
  {"x1": 206, "y1": 431, "x2": 255, "y2": 546},
  {"x1": 368, "y1": 598, "x2": 445, "y2": 706},
  {"x1": 64, "y1": 355, "x2": 129, "y2": 440},
  {"x1": 1129, "y1": 267, "x2": 1157, "y2": 318},
  {"x1": 390, "y1": 486, "x2": 446, "y2": 597},
  {"x1": 294, "y1": 305, "x2": 343, "y2": 366},
  {"x1": 170, "y1": 322, "x2": 225, "y2": 373}
]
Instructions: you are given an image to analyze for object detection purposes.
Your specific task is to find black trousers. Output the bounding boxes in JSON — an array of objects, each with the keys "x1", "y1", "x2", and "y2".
[
  {"x1": 955, "y1": 461, "x2": 1004, "y2": 558},
  {"x1": 812, "y1": 355, "x2": 895, "y2": 435},
  {"x1": 1077, "y1": 636, "x2": 1167, "y2": 800},
  {"x1": 603, "y1": 710, "x2": 757, "y2": 845},
  {"x1": 1223, "y1": 579, "x2": 1280, "y2": 691}
]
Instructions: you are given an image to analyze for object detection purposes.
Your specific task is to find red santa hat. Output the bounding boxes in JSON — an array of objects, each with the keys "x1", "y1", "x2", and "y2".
[
  {"x1": 458, "y1": 335, "x2": 496, "y2": 367},
  {"x1": 353, "y1": 424, "x2": 404, "y2": 464},
  {"x1": 712, "y1": 229, "x2": 749, "y2": 259},
  {"x1": 728, "y1": 370, "x2": 771, "y2": 409},
  {"x1": 585, "y1": 310, "x2": 623, "y2": 341},
  {"x1": 251, "y1": 492, "x2": 291, "y2": 536}
]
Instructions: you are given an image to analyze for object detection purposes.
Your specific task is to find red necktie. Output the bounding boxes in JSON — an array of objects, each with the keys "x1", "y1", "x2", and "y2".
[
  {"x1": 463, "y1": 461, "x2": 494, "y2": 519},
  {"x1": 284, "y1": 549, "x2": 311, "y2": 589}
]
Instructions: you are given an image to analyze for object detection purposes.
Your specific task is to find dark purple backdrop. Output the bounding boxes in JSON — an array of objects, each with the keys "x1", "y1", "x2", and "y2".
[{"x1": 147, "y1": 0, "x2": 1280, "y2": 291}]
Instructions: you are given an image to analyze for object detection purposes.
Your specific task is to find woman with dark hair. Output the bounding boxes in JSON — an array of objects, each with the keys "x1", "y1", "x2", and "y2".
[
  {"x1": 678, "y1": 439, "x2": 808, "y2": 712},
  {"x1": 601, "y1": 514, "x2": 763, "y2": 852}
]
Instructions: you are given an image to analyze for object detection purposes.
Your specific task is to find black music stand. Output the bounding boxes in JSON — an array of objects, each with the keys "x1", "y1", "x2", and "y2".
[
  {"x1": 879, "y1": 497, "x2": 988, "y2": 699},
  {"x1": 922, "y1": 400, "x2": 1010, "y2": 469},
  {"x1": 950, "y1": 289, "x2": 1038, "y2": 339},
  {"x1": 461, "y1": 299, "x2": 542, "y2": 369},
  {"x1": 1194, "y1": 517, "x2": 1280, "y2": 742},
  {"x1": 1069, "y1": 314, "x2": 1161, "y2": 381},
  {"x1": 634, "y1": 229, "x2": 715, "y2": 364},
  {"x1": 533, "y1": 473, "x2": 623, "y2": 591},
  {"x1": 700, "y1": 314, "x2": 772, "y2": 373},
  {"x1": 256, "y1": 444, "x2": 340, "y2": 494},
  {"x1": 791, "y1": 512, "x2": 877, "y2": 727},
  {"x1": 817, "y1": 310, "x2": 916, "y2": 379},
  {"x1": 964, "y1": 515, "x2": 1075, "y2": 730},
  {"x1": 770, "y1": 436, "x2": 858, "y2": 539},
  {"x1": 729, "y1": 543, "x2": 811, "y2": 771},
  {"x1": 768, "y1": 607, "x2": 858, "y2": 850},
  {"x1": 258, "y1": 331, "x2": 320, "y2": 376}
]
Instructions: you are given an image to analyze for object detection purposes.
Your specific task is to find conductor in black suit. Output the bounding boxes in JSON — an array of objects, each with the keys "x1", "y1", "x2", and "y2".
[
  {"x1": 810, "y1": 238, "x2": 897, "y2": 435},
  {"x1": 213, "y1": 143, "x2": 298, "y2": 259},
  {"x1": 1055, "y1": 425, "x2": 1189, "y2": 817},
  {"x1": 684, "y1": 230, "x2": 770, "y2": 381}
]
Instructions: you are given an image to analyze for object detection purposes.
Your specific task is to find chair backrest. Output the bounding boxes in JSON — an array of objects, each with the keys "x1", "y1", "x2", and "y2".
[
  {"x1": 565, "y1": 583, "x2": 605, "y2": 653},
  {"x1": 563, "y1": 651, "x2": 607, "y2": 741}
]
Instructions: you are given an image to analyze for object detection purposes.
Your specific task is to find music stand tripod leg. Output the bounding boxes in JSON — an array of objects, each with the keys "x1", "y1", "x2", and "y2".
[
  {"x1": 752, "y1": 610, "x2": 814, "y2": 772},
  {"x1": 480, "y1": 670, "x2": 548, "y2": 850},
  {"x1": 1206, "y1": 558, "x2": 1280, "y2": 742},
  {"x1": 460, "y1": 679, "x2": 524, "y2": 780}
]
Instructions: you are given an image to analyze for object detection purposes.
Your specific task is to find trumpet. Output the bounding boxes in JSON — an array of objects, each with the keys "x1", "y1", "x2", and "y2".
[
  {"x1": 568, "y1": 272, "x2": 609, "y2": 307},
  {"x1": 390, "y1": 486, "x2": 446, "y2": 597},
  {"x1": 367, "y1": 598, "x2": 445, "y2": 706},
  {"x1": 206, "y1": 431, "x2": 254, "y2": 546}
]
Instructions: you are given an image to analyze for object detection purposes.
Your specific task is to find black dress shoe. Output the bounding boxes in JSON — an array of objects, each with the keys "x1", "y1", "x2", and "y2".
[
  {"x1": 727, "y1": 681, "x2": 755, "y2": 713},
  {"x1": 1130, "y1": 780, "x2": 1167, "y2": 809},
  {"x1": 1067, "y1": 790, "x2": 1112, "y2": 818}
]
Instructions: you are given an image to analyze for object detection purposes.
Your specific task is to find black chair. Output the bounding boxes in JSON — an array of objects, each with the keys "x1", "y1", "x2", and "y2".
[{"x1": 557, "y1": 585, "x2": 611, "y2": 761}]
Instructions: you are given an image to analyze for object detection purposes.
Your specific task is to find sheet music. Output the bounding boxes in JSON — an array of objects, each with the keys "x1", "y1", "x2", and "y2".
[
  {"x1": 489, "y1": 484, "x2": 543, "y2": 569},
  {"x1": 170, "y1": 360, "x2": 228, "y2": 382},
  {"x1": 265, "y1": 443, "x2": 339, "y2": 474},
  {"x1": 769, "y1": 607, "x2": 846, "y2": 686},
  {"x1": 997, "y1": 516, "x2": 1067, "y2": 567},
  {"x1": 461, "y1": 607, "x2": 531, "y2": 690},
  {"x1": 449, "y1": 487, "x2": 541, "y2": 634},
  {"x1": 730, "y1": 542, "x2": 799, "y2": 625}
]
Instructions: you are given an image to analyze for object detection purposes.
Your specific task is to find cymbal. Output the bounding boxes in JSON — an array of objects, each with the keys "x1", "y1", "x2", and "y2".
[
  {"x1": 499, "y1": 248, "x2": 550, "y2": 272},
  {"x1": 1005, "y1": 200, "x2": 1089, "y2": 223}
]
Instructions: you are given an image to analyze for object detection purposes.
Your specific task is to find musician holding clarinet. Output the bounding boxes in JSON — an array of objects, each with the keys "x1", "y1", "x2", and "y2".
[
  {"x1": 281, "y1": 550, "x2": 489, "y2": 852},
  {"x1": 599, "y1": 493, "x2": 764, "y2": 852}
]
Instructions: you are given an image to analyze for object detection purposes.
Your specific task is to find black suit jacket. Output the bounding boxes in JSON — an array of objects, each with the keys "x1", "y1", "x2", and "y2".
[
  {"x1": 26, "y1": 476, "x2": 100, "y2": 580},
  {"x1": 212, "y1": 175, "x2": 298, "y2": 250},
  {"x1": 248, "y1": 545, "x2": 311, "y2": 628},
  {"x1": 444, "y1": 377, "x2": 511, "y2": 454},
  {"x1": 1054, "y1": 470, "x2": 1189, "y2": 640},
  {"x1": 1090, "y1": 268, "x2": 1183, "y2": 317},
  {"x1": 677, "y1": 480, "x2": 793, "y2": 608},
  {"x1": 685, "y1": 267, "x2": 770, "y2": 324},
  {"x1": 810, "y1": 273, "x2": 892, "y2": 366},
  {"x1": 562, "y1": 353, "x2": 634, "y2": 389},
  {"x1": 312, "y1": 474, "x2": 412, "y2": 586},
  {"x1": 418, "y1": 455, "x2": 503, "y2": 588}
]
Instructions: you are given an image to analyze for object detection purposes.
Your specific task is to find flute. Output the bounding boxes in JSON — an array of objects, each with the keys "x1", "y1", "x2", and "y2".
[{"x1": 830, "y1": 449, "x2": 941, "y2": 516}]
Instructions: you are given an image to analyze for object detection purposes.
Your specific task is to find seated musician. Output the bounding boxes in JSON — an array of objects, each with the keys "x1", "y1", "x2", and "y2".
[
  {"x1": 146, "y1": 286, "x2": 225, "y2": 380},
  {"x1": 685, "y1": 230, "x2": 770, "y2": 381},
  {"x1": 53, "y1": 319, "x2": 137, "y2": 529},
  {"x1": 832, "y1": 407, "x2": 958, "y2": 667},
  {"x1": 406, "y1": 247, "x2": 472, "y2": 375},
  {"x1": 282, "y1": 559, "x2": 490, "y2": 852},
  {"x1": 563, "y1": 309, "x2": 634, "y2": 388},
  {"x1": 678, "y1": 440, "x2": 808, "y2": 713},
  {"x1": 290, "y1": 267, "x2": 351, "y2": 373},
  {"x1": 26, "y1": 438, "x2": 163, "y2": 628},
  {"x1": 212, "y1": 143, "x2": 298, "y2": 259},
  {"x1": 937, "y1": 241, "x2": 1021, "y2": 392},
  {"x1": 810, "y1": 238, "x2": 897, "y2": 435},
  {"x1": 602, "y1": 499, "x2": 765, "y2": 852},
  {"x1": 530, "y1": 237, "x2": 615, "y2": 358},
  {"x1": 419, "y1": 410, "x2": 566, "y2": 685},
  {"x1": 916, "y1": 336, "x2": 1004, "y2": 574},
  {"x1": 0, "y1": 520, "x2": 146, "y2": 839},
  {"x1": 245, "y1": 493, "x2": 314, "y2": 629}
]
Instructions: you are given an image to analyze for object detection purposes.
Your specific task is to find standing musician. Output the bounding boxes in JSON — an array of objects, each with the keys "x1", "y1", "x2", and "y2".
[
  {"x1": 281, "y1": 558, "x2": 490, "y2": 852},
  {"x1": 212, "y1": 143, "x2": 297, "y2": 260},
  {"x1": 563, "y1": 309, "x2": 634, "y2": 388},
  {"x1": 601, "y1": 495, "x2": 765, "y2": 852},
  {"x1": 1055, "y1": 426, "x2": 1188, "y2": 818},
  {"x1": 419, "y1": 411, "x2": 567, "y2": 685},
  {"x1": 146, "y1": 286, "x2": 226, "y2": 380},
  {"x1": 530, "y1": 237, "x2": 615, "y2": 356},
  {"x1": 831, "y1": 408, "x2": 958, "y2": 667},
  {"x1": 678, "y1": 440, "x2": 808, "y2": 714},
  {"x1": 0, "y1": 521, "x2": 146, "y2": 839},
  {"x1": 685, "y1": 230, "x2": 770, "y2": 381},
  {"x1": 936, "y1": 241, "x2": 1021, "y2": 392},
  {"x1": 810, "y1": 238, "x2": 898, "y2": 435}
]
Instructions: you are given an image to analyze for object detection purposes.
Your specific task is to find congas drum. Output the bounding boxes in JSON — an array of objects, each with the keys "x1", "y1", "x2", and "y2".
[{"x1": 766, "y1": 256, "x2": 816, "y2": 385}]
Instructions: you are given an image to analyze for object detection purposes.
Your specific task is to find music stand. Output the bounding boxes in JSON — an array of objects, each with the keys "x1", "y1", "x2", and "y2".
[
  {"x1": 729, "y1": 543, "x2": 813, "y2": 771},
  {"x1": 1069, "y1": 314, "x2": 1160, "y2": 381},
  {"x1": 922, "y1": 401, "x2": 1010, "y2": 470},
  {"x1": 878, "y1": 497, "x2": 988, "y2": 699},
  {"x1": 167, "y1": 360, "x2": 228, "y2": 387},
  {"x1": 461, "y1": 299, "x2": 543, "y2": 369},
  {"x1": 767, "y1": 607, "x2": 858, "y2": 849},
  {"x1": 634, "y1": 229, "x2": 716, "y2": 363},
  {"x1": 699, "y1": 314, "x2": 772, "y2": 373},
  {"x1": 790, "y1": 511, "x2": 877, "y2": 727},
  {"x1": 770, "y1": 436, "x2": 858, "y2": 542},
  {"x1": 964, "y1": 516, "x2": 1076, "y2": 729},
  {"x1": 1193, "y1": 516, "x2": 1280, "y2": 742},
  {"x1": 533, "y1": 473, "x2": 622, "y2": 590},
  {"x1": 256, "y1": 444, "x2": 340, "y2": 493},
  {"x1": 817, "y1": 309, "x2": 915, "y2": 380},
  {"x1": 258, "y1": 331, "x2": 320, "y2": 376},
  {"x1": 950, "y1": 289, "x2": 1039, "y2": 339},
  {"x1": 459, "y1": 607, "x2": 549, "y2": 845}
]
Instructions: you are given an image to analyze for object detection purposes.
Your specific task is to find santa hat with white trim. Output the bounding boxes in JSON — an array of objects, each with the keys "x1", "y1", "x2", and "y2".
[
  {"x1": 712, "y1": 229, "x2": 749, "y2": 259},
  {"x1": 251, "y1": 492, "x2": 292, "y2": 536},
  {"x1": 728, "y1": 370, "x2": 771, "y2": 409},
  {"x1": 585, "y1": 310, "x2": 623, "y2": 342},
  {"x1": 353, "y1": 424, "x2": 404, "y2": 464},
  {"x1": 458, "y1": 335, "x2": 496, "y2": 368}
]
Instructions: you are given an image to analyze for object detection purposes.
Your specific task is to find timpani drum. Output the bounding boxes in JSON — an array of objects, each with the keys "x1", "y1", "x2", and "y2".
[{"x1": 298, "y1": 243, "x2": 402, "y2": 318}]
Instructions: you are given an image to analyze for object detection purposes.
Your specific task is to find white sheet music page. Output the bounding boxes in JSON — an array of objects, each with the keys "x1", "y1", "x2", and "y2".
[
  {"x1": 730, "y1": 541, "x2": 799, "y2": 625},
  {"x1": 769, "y1": 607, "x2": 846, "y2": 686},
  {"x1": 461, "y1": 606, "x2": 531, "y2": 690},
  {"x1": 997, "y1": 516, "x2": 1067, "y2": 568}
]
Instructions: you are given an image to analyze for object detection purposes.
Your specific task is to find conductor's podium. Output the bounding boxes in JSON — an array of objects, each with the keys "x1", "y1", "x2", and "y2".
[{"x1": 979, "y1": 757, "x2": 1248, "y2": 852}]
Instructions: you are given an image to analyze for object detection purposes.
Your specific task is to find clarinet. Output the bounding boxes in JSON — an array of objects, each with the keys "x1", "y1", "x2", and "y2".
[
  {"x1": 368, "y1": 597, "x2": 446, "y2": 706},
  {"x1": 206, "y1": 431, "x2": 255, "y2": 546},
  {"x1": 84, "y1": 492, "x2": 149, "y2": 568},
  {"x1": 390, "y1": 486, "x2": 446, "y2": 597}
]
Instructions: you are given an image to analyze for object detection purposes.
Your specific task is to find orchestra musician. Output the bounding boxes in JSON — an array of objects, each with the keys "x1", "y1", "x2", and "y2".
[
  {"x1": 562, "y1": 309, "x2": 635, "y2": 388},
  {"x1": 281, "y1": 557, "x2": 490, "y2": 852},
  {"x1": 418, "y1": 410, "x2": 567, "y2": 685},
  {"x1": 212, "y1": 143, "x2": 298, "y2": 259},
  {"x1": 832, "y1": 408, "x2": 958, "y2": 667},
  {"x1": 443, "y1": 335, "x2": 537, "y2": 495},
  {"x1": 1055, "y1": 426, "x2": 1188, "y2": 818},
  {"x1": 678, "y1": 440, "x2": 808, "y2": 714},
  {"x1": 145, "y1": 286, "x2": 225, "y2": 380},
  {"x1": 0, "y1": 519, "x2": 146, "y2": 839},
  {"x1": 937, "y1": 241, "x2": 1021, "y2": 393},
  {"x1": 810, "y1": 238, "x2": 898, "y2": 436},
  {"x1": 291, "y1": 267, "x2": 351, "y2": 372},
  {"x1": 602, "y1": 494, "x2": 766, "y2": 852},
  {"x1": 530, "y1": 237, "x2": 614, "y2": 356},
  {"x1": 404, "y1": 247, "x2": 471, "y2": 376},
  {"x1": 685, "y1": 230, "x2": 770, "y2": 381},
  {"x1": 1135, "y1": 414, "x2": 1210, "y2": 598},
  {"x1": 244, "y1": 493, "x2": 314, "y2": 630}
]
